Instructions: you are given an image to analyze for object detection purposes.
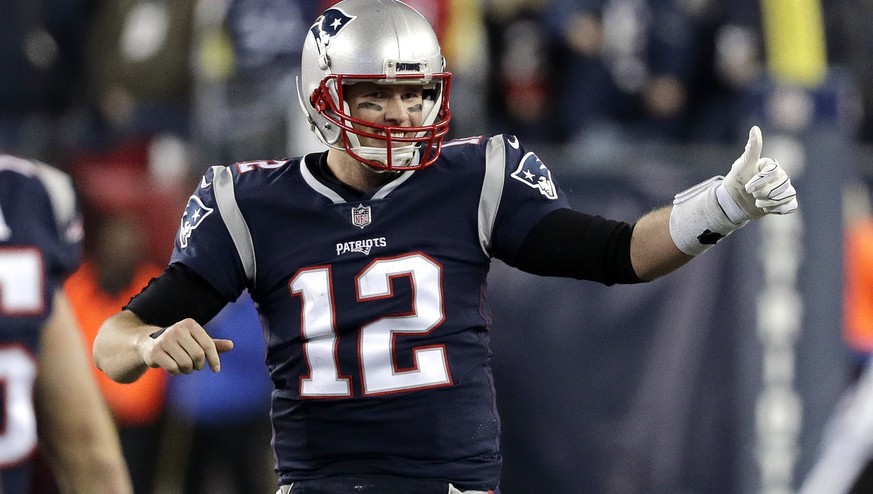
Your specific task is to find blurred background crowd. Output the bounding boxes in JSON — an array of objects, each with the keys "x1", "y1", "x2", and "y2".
[
  {"x1": 6, "y1": 0, "x2": 873, "y2": 181},
  {"x1": 4, "y1": 0, "x2": 873, "y2": 493}
]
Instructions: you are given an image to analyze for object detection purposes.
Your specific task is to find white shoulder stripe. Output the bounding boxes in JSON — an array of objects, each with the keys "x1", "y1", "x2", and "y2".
[
  {"x1": 478, "y1": 135, "x2": 507, "y2": 256},
  {"x1": 372, "y1": 170, "x2": 414, "y2": 200},
  {"x1": 212, "y1": 165, "x2": 257, "y2": 283},
  {"x1": 300, "y1": 156, "x2": 345, "y2": 204}
]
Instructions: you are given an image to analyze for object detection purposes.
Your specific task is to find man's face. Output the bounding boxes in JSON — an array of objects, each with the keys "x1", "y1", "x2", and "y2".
[{"x1": 343, "y1": 82, "x2": 424, "y2": 148}]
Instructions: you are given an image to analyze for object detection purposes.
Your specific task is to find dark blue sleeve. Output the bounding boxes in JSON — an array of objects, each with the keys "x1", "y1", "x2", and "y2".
[
  {"x1": 489, "y1": 135, "x2": 571, "y2": 262},
  {"x1": 40, "y1": 171, "x2": 82, "y2": 284},
  {"x1": 169, "y1": 166, "x2": 248, "y2": 301}
]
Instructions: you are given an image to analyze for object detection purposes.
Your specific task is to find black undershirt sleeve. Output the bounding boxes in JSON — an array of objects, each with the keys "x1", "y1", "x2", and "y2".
[
  {"x1": 511, "y1": 208, "x2": 644, "y2": 285},
  {"x1": 123, "y1": 263, "x2": 231, "y2": 327},
  {"x1": 126, "y1": 209, "x2": 640, "y2": 326}
]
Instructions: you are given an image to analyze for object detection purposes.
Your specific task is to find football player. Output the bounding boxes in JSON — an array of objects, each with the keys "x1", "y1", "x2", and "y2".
[
  {"x1": 0, "y1": 155, "x2": 132, "y2": 493},
  {"x1": 93, "y1": 1, "x2": 798, "y2": 493}
]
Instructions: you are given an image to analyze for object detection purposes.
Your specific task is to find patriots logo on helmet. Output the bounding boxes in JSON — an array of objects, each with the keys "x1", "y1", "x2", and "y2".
[
  {"x1": 179, "y1": 195, "x2": 213, "y2": 248},
  {"x1": 310, "y1": 8, "x2": 356, "y2": 50},
  {"x1": 510, "y1": 152, "x2": 558, "y2": 200}
]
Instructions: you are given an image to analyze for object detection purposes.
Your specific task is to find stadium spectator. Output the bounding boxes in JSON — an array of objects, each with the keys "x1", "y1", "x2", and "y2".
[
  {"x1": 189, "y1": 0, "x2": 322, "y2": 168},
  {"x1": 535, "y1": 0, "x2": 697, "y2": 143},
  {"x1": 64, "y1": 213, "x2": 166, "y2": 494},
  {"x1": 0, "y1": 154, "x2": 132, "y2": 493},
  {"x1": 0, "y1": 0, "x2": 89, "y2": 162},
  {"x1": 83, "y1": 0, "x2": 195, "y2": 142},
  {"x1": 482, "y1": 1, "x2": 557, "y2": 144},
  {"x1": 67, "y1": 0, "x2": 197, "y2": 197},
  {"x1": 823, "y1": 0, "x2": 873, "y2": 143},
  {"x1": 681, "y1": 0, "x2": 765, "y2": 143},
  {"x1": 93, "y1": 1, "x2": 797, "y2": 492},
  {"x1": 529, "y1": 0, "x2": 764, "y2": 145}
]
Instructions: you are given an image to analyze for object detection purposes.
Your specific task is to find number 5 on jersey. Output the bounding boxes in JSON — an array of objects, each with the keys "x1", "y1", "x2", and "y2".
[{"x1": 0, "y1": 248, "x2": 44, "y2": 464}]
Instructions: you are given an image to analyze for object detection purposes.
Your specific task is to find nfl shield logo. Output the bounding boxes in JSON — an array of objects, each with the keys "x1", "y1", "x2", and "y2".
[{"x1": 351, "y1": 204, "x2": 371, "y2": 229}]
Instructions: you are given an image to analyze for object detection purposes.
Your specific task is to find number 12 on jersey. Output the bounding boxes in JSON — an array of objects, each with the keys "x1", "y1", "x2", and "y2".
[{"x1": 290, "y1": 253, "x2": 452, "y2": 398}]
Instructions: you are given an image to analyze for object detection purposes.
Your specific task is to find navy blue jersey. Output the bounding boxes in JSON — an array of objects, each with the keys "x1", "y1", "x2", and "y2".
[
  {"x1": 0, "y1": 155, "x2": 82, "y2": 493},
  {"x1": 169, "y1": 135, "x2": 569, "y2": 488}
]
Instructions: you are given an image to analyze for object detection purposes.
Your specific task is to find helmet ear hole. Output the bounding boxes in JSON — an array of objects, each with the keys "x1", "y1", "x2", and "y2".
[{"x1": 322, "y1": 123, "x2": 341, "y2": 145}]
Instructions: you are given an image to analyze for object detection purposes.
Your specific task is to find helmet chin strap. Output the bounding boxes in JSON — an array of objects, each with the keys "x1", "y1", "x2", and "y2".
[
  {"x1": 355, "y1": 158, "x2": 398, "y2": 175},
  {"x1": 346, "y1": 133, "x2": 420, "y2": 171}
]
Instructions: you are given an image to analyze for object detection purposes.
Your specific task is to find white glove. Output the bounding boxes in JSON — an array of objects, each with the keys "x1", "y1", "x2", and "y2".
[
  {"x1": 669, "y1": 125, "x2": 798, "y2": 256},
  {"x1": 718, "y1": 126, "x2": 798, "y2": 223}
]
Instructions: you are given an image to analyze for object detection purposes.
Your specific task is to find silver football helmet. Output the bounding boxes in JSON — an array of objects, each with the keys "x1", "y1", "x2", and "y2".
[{"x1": 298, "y1": 0, "x2": 452, "y2": 171}]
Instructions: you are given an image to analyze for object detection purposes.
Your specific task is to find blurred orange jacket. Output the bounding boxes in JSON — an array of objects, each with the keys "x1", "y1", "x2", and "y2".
[
  {"x1": 65, "y1": 261, "x2": 167, "y2": 425},
  {"x1": 845, "y1": 220, "x2": 873, "y2": 354}
]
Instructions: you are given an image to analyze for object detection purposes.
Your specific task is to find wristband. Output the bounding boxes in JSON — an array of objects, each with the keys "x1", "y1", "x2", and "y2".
[{"x1": 668, "y1": 176, "x2": 748, "y2": 256}]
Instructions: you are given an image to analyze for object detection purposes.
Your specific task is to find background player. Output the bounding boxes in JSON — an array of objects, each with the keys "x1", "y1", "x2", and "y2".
[
  {"x1": 0, "y1": 154, "x2": 132, "y2": 493},
  {"x1": 93, "y1": 1, "x2": 798, "y2": 492}
]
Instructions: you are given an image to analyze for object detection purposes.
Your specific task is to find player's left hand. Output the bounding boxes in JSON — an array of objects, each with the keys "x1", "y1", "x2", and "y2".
[
  {"x1": 142, "y1": 318, "x2": 234, "y2": 375},
  {"x1": 721, "y1": 126, "x2": 798, "y2": 222}
]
